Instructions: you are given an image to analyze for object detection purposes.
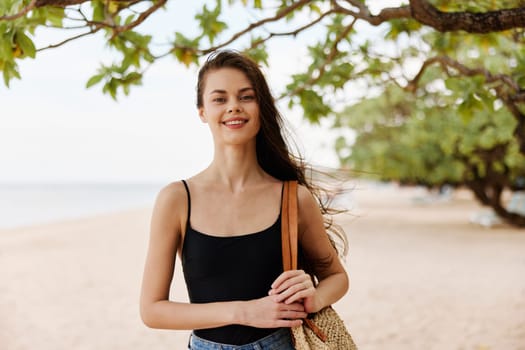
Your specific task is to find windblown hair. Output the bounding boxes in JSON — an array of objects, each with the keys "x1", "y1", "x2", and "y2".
[{"x1": 196, "y1": 50, "x2": 349, "y2": 263}]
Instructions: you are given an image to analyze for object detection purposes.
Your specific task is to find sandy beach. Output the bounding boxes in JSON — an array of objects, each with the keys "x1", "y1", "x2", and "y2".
[{"x1": 1, "y1": 183, "x2": 524, "y2": 350}]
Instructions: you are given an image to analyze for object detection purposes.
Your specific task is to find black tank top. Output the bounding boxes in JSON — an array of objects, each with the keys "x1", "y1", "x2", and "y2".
[{"x1": 181, "y1": 180, "x2": 284, "y2": 345}]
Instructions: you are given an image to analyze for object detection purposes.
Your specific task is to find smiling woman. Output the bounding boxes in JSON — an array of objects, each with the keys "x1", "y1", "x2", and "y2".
[
  {"x1": 139, "y1": 50, "x2": 350, "y2": 350},
  {"x1": 198, "y1": 67, "x2": 261, "y2": 147}
]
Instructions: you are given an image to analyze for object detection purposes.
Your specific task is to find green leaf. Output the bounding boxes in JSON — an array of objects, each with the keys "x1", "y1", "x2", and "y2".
[
  {"x1": 173, "y1": 47, "x2": 198, "y2": 67},
  {"x1": 298, "y1": 89, "x2": 331, "y2": 122},
  {"x1": 14, "y1": 31, "x2": 35, "y2": 58},
  {"x1": 243, "y1": 42, "x2": 268, "y2": 65},
  {"x1": 123, "y1": 71, "x2": 142, "y2": 85},
  {"x1": 385, "y1": 19, "x2": 422, "y2": 40},
  {"x1": 86, "y1": 73, "x2": 105, "y2": 88},
  {"x1": 91, "y1": 0, "x2": 105, "y2": 22},
  {"x1": 124, "y1": 14, "x2": 135, "y2": 25},
  {"x1": 45, "y1": 7, "x2": 65, "y2": 27},
  {"x1": 0, "y1": 34, "x2": 13, "y2": 59},
  {"x1": 103, "y1": 78, "x2": 118, "y2": 100},
  {"x1": 195, "y1": 4, "x2": 227, "y2": 44},
  {"x1": 2, "y1": 60, "x2": 20, "y2": 87}
]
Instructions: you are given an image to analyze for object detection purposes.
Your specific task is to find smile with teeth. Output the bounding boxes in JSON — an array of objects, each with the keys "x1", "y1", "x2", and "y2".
[{"x1": 223, "y1": 119, "x2": 247, "y2": 125}]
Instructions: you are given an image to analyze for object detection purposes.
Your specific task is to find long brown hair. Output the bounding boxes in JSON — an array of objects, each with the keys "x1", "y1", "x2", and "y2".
[{"x1": 196, "y1": 50, "x2": 348, "y2": 260}]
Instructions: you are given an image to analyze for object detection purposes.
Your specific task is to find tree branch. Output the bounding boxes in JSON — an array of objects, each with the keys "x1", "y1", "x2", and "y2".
[
  {"x1": 161, "y1": 0, "x2": 313, "y2": 58},
  {"x1": 200, "y1": 0, "x2": 312, "y2": 54},
  {"x1": 409, "y1": 0, "x2": 525, "y2": 33},
  {"x1": 34, "y1": 0, "x2": 93, "y2": 6},
  {"x1": 4, "y1": 0, "x2": 525, "y2": 36},
  {"x1": 408, "y1": 55, "x2": 521, "y2": 93},
  {"x1": 247, "y1": 9, "x2": 335, "y2": 50},
  {"x1": 334, "y1": 0, "x2": 525, "y2": 33},
  {"x1": 110, "y1": 0, "x2": 167, "y2": 38},
  {"x1": 37, "y1": 28, "x2": 100, "y2": 51},
  {"x1": 283, "y1": 18, "x2": 357, "y2": 99},
  {"x1": 268, "y1": 10, "x2": 334, "y2": 38},
  {"x1": 331, "y1": 0, "x2": 411, "y2": 24}
]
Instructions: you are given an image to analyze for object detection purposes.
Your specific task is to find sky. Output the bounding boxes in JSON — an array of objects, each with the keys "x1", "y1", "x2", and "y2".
[{"x1": 0, "y1": 1, "x2": 399, "y2": 184}]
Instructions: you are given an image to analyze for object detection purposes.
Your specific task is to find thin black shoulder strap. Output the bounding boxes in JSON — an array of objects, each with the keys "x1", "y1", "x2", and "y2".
[{"x1": 181, "y1": 180, "x2": 191, "y2": 225}]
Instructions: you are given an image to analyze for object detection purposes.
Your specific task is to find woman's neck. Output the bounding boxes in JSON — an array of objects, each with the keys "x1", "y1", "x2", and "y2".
[{"x1": 204, "y1": 144, "x2": 268, "y2": 192}]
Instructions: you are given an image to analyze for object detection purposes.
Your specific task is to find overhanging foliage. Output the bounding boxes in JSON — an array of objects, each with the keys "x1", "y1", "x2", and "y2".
[{"x1": 1, "y1": 0, "x2": 525, "y2": 225}]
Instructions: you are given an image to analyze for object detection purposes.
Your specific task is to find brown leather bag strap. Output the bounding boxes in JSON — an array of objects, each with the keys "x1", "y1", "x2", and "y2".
[
  {"x1": 281, "y1": 180, "x2": 298, "y2": 271},
  {"x1": 288, "y1": 180, "x2": 298, "y2": 270},
  {"x1": 281, "y1": 181, "x2": 291, "y2": 271},
  {"x1": 282, "y1": 180, "x2": 329, "y2": 343}
]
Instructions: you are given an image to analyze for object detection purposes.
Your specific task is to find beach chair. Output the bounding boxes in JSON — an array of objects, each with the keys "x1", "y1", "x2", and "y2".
[{"x1": 469, "y1": 209, "x2": 502, "y2": 228}]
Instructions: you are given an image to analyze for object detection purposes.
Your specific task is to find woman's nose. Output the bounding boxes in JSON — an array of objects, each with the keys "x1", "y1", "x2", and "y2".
[{"x1": 227, "y1": 106, "x2": 242, "y2": 114}]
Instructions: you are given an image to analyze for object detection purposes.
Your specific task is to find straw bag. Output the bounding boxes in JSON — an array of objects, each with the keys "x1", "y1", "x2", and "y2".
[{"x1": 281, "y1": 181, "x2": 357, "y2": 350}]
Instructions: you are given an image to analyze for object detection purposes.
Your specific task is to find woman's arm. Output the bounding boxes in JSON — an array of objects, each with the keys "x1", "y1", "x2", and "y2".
[
  {"x1": 269, "y1": 185, "x2": 349, "y2": 313},
  {"x1": 139, "y1": 182, "x2": 306, "y2": 330}
]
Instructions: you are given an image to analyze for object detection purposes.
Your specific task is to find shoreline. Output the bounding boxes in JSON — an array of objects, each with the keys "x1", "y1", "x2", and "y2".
[
  {"x1": 0, "y1": 182, "x2": 162, "y2": 230},
  {"x1": 0, "y1": 206, "x2": 152, "y2": 233}
]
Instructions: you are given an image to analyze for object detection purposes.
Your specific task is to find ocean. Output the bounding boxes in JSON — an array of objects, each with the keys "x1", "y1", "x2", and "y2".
[{"x1": 0, "y1": 183, "x2": 163, "y2": 229}]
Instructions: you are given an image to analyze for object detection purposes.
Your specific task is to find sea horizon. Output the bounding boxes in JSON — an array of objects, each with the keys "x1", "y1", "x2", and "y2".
[{"x1": 0, "y1": 182, "x2": 164, "y2": 230}]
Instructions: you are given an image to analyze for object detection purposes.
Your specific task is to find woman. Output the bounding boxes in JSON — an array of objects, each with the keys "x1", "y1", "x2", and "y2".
[{"x1": 140, "y1": 50, "x2": 349, "y2": 350}]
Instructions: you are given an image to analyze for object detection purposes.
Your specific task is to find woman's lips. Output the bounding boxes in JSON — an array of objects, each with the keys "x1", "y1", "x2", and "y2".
[{"x1": 222, "y1": 118, "x2": 248, "y2": 128}]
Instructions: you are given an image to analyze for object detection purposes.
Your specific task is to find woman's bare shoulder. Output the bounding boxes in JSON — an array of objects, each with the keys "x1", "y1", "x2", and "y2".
[
  {"x1": 297, "y1": 183, "x2": 316, "y2": 206},
  {"x1": 296, "y1": 183, "x2": 324, "y2": 234},
  {"x1": 156, "y1": 181, "x2": 188, "y2": 203},
  {"x1": 152, "y1": 181, "x2": 189, "y2": 223}
]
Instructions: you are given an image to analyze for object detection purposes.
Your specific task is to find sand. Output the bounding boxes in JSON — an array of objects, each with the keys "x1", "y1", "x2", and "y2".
[{"x1": 1, "y1": 183, "x2": 524, "y2": 350}]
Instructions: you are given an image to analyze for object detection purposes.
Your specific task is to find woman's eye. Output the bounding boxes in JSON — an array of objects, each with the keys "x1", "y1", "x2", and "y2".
[
  {"x1": 240, "y1": 95, "x2": 255, "y2": 101},
  {"x1": 213, "y1": 97, "x2": 226, "y2": 103}
]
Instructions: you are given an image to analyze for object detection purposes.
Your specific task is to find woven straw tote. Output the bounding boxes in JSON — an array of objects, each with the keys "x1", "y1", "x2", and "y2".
[{"x1": 281, "y1": 181, "x2": 357, "y2": 350}]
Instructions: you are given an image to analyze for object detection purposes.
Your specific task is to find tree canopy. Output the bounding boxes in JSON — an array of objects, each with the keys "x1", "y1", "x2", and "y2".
[{"x1": 1, "y1": 0, "x2": 525, "y2": 226}]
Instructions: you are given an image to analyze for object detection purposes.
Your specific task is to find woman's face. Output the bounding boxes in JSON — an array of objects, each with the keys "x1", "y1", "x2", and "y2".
[{"x1": 198, "y1": 67, "x2": 260, "y2": 147}]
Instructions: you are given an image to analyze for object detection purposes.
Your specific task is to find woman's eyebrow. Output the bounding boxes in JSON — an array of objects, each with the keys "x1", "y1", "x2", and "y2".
[
  {"x1": 209, "y1": 89, "x2": 226, "y2": 95},
  {"x1": 209, "y1": 87, "x2": 254, "y2": 95},
  {"x1": 239, "y1": 87, "x2": 254, "y2": 93}
]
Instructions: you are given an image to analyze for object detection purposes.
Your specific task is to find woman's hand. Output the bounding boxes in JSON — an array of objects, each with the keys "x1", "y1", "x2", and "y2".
[
  {"x1": 240, "y1": 295, "x2": 306, "y2": 328},
  {"x1": 268, "y1": 270, "x2": 321, "y2": 314}
]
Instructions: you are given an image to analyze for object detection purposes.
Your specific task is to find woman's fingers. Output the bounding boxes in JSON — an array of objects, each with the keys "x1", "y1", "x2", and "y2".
[
  {"x1": 275, "y1": 319, "x2": 304, "y2": 328},
  {"x1": 276, "y1": 302, "x2": 307, "y2": 323},
  {"x1": 244, "y1": 296, "x2": 306, "y2": 328},
  {"x1": 280, "y1": 283, "x2": 315, "y2": 304},
  {"x1": 271, "y1": 270, "x2": 312, "y2": 292},
  {"x1": 271, "y1": 270, "x2": 304, "y2": 289},
  {"x1": 280, "y1": 308, "x2": 308, "y2": 320},
  {"x1": 269, "y1": 271, "x2": 314, "y2": 304}
]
